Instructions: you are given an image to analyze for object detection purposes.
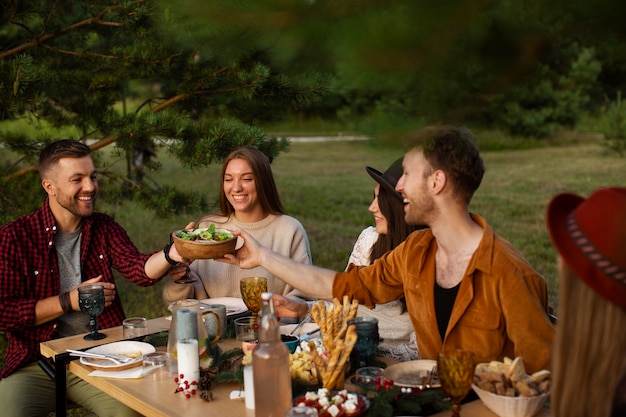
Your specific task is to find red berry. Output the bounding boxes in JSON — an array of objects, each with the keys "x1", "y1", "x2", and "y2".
[
  {"x1": 185, "y1": 393, "x2": 191, "y2": 399},
  {"x1": 179, "y1": 373, "x2": 184, "y2": 378},
  {"x1": 191, "y1": 390, "x2": 196, "y2": 395},
  {"x1": 174, "y1": 377, "x2": 179, "y2": 383}
]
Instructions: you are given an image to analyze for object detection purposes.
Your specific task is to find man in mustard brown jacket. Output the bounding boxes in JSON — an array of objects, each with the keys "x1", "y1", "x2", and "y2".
[{"x1": 219, "y1": 125, "x2": 554, "y2": 373}]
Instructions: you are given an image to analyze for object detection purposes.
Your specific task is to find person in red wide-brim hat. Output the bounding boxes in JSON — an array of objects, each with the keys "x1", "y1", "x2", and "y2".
[{"x1": 547, "y1": 187, "x2": 626, "y2": 417}]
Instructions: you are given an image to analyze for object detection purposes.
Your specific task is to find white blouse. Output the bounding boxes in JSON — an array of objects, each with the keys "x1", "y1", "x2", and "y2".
[{"x1": 346, "y1": 226, "x2": 419, "y2": 361}]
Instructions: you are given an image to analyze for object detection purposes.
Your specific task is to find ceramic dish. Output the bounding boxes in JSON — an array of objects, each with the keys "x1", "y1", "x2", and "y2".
[
  {"x1": 79, "y1": 341, "x2": 155, "y2": 371},
  {"x1": 382, "y1": 359, "x2": 440, "y2": 388}
]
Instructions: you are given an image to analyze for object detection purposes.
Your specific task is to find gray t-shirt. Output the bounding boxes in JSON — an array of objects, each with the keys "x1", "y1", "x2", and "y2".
[{"x1": 54, "y1": 226, "x2": 89, "y2": 337}]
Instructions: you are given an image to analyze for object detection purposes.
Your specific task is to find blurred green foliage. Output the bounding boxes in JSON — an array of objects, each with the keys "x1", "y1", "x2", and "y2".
[
  {"x1": 169, "y1": 0, "x2": 626, "y2": 138},
  {"x1": 598, "y1": 92, "x2": 626, "y2": 156}
]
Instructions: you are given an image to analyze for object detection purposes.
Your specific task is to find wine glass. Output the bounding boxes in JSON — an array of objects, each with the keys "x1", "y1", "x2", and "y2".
[
  {"x1": 174, "y1": 267, "x2": 197, "y2": 284},
  {"x1": 437, "y1": 349, "x2": 475, "y2": 417},
  {"x1": 78, "y1": 285, "x2": 107, "y2": 340},
  {"x1": 239, "y1": 277, "x2": 267, "y2": 318}
]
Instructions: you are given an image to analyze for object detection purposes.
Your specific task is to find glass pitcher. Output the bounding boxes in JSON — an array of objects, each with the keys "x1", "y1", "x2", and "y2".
[{"x1": 167, "y1": 299, "x2": 220, "y2": 370}]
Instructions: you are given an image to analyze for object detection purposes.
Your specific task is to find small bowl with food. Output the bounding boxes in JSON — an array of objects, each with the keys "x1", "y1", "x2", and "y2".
[
  {"x1": 472, "y1": 357, "x2": 551, "y2": 417},
  {"x1": 172, "y1": 224, "x2": 237, "y2": 260},
  {"x1": 472, "y1": 385, "x2": 550, "y2": 417}
]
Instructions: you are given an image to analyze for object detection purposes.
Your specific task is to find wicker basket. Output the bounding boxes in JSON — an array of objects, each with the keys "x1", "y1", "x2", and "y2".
[
  {"x1": 472, "y1": 384, "x2": 550, "y2": 417},
  {"x1": 172, "y1": 229, "x2": 237, "y2": 260}
]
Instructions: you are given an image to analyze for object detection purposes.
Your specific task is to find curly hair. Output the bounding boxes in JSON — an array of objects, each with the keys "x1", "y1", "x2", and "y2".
[{"x1": 403, "y1": 126, "x2": 485, "y2": 205}]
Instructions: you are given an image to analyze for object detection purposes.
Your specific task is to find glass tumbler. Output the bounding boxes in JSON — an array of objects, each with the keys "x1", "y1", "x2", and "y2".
[
  {"x1": 123, "y1": 317, "x2": 147, "y2": 339},
  {"x1": 143, "y1": 351, "x2": 171, "y2": 381}
]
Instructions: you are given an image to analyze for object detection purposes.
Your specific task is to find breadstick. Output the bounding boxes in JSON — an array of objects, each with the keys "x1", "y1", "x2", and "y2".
[
  {"x1": 325, "y1": 325, "x2": 358, "y2": 389},
  {"x1": 308, "y1": 342, "x2": 328, "y2": 382},
  {"x1": 311, "y1": 304, "x2": 320, "y2": 329},
  {"x1": 316, "y1": 300, "x2": 327, "y2": 330},
  {"x1": 316, "y1": 301, "x2": 327, "y2": 333},
  {"x1": 332, "y1": 302, "x2": 342, "y2": 339},
  {"x1": 348, "y1": 299, "x2": 359, "y2": 320},
  {"x1": 342, "y1": 295, "x2": 350, "y2": 315},
  {"x1": 324, "y1": 339, "x2": 345, "y2": 386},
  {"x1": 321, "y1": 303, "x2": 337, "y2": 351}
]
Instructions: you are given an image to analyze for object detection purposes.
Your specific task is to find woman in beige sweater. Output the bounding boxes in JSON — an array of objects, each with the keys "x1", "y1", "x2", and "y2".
[{"x1": 163, "y1": 146, "x2": 311, "y2": 305}]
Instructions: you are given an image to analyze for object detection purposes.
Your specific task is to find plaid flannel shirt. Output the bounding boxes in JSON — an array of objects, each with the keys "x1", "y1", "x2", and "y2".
[{"x1": 0, "y1": 199, "x2": 159, "y2": 378}]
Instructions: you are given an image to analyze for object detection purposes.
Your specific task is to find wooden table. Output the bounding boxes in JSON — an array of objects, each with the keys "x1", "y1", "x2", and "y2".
[
  {"x1": 40, "y1": 317, "x2": 550, "y2": 417},
  {"x1": 41, "y1": 317, "x2": 254, "y2": 417}
]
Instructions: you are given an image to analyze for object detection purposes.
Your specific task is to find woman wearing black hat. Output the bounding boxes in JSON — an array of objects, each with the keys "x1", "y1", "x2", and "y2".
[{"x1": 346, "y1": 158, "x2": 424, "y2": 361}]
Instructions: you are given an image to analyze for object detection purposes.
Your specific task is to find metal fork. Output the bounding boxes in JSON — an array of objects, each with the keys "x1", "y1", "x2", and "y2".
[
  {"x1": 289, "y1": 311, "x2": 312, "y2": 335},
  {"x1": 66, "y1": 349, "x2": 136, "y2": 365}
]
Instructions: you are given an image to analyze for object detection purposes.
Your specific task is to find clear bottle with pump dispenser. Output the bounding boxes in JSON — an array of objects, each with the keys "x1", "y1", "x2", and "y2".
[{"x1": 252, "y1": 292, "x2": 292, "y2": 417}]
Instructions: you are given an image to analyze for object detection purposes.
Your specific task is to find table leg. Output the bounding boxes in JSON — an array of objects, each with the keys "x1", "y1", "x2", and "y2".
[{"x1": 54, "y1": 352, "x2": 73, "y2": 417}]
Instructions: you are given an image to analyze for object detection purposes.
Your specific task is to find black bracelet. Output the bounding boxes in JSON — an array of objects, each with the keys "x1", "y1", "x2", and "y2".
[
  {"x1": 163, "y1": 241, "x2": 180, "y2": 266},
  {"x1": 59, "y1": 291, "x2": 73, "y2": 313}
]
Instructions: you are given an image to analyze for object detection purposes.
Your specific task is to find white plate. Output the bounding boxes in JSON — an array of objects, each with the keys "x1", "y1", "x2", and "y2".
[
  {"x1": 79, "y1": 341, "x2": 155, "y2": 370},
  {"x1": 382, "y1": 359, "x2": 440, "y2": 388},
  {"x1": 198, "y1": 297, "x2": 247, "y2": 316}
]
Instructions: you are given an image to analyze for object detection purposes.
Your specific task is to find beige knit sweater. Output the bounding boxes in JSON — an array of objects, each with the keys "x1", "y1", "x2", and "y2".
[{"x1": 162, "y1": 214, "x2": 312, "y2": 305}]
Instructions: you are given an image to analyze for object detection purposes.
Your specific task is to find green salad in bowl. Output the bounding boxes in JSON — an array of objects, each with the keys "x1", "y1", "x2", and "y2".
[
  {"x1": 172, "y1": 224, "x2": 237, "y2": 260},
  {"x1": 176, "y1": 224, "x2": 234, "y2": 242}
]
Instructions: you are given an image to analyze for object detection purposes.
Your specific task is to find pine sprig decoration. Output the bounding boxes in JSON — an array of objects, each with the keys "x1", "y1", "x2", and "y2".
[
  {"x1": 360, "y1": 377, "x2": 448, "y2": 417},
  {"x1": 196, "y1": 344, "x2": 245, "y2": 401}
]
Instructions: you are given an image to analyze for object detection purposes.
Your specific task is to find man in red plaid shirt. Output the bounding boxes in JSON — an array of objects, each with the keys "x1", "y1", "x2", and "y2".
[{"x1": 0, "y1": 140, "x2": 187, "y2": 417}]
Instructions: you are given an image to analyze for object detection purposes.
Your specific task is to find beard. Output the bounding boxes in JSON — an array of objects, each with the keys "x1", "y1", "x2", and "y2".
[
  {"x1": 404, "y1": 191, "x2": 436, "y2": 226},
  {"x1": 56, "y1": 193, "x2": 97, "y2": 218}
]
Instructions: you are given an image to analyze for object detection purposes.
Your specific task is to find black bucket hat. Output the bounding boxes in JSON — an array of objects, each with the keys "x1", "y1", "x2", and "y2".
[{"x1": 366, "y1": 158, "x2": 403, "y2": 201}]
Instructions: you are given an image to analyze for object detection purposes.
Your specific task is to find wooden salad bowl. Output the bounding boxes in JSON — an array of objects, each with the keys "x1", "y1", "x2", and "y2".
[{"x1": 171, "y1": 228, "x2": 237, "y2": 260}]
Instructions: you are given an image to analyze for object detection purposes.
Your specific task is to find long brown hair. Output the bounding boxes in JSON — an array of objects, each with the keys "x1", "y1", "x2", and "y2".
[
  {"x1": 552, "y1": 263, "x2": 626, "y2": 417},
  {"x1": 369, "y1": 185, "x2": 423, "y2": 262},
  {"x1": 218, "y1": 146, "x2": 286, "y2": 217}
]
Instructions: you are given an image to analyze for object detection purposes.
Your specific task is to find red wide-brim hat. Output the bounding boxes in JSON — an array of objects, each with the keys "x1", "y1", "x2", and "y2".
[{"x1": 546, "y1": 187, "x2": 626, "y2": 310}]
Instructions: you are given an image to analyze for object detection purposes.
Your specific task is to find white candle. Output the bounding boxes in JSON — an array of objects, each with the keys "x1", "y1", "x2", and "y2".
[
  {"x1": 176, "y1": 339, "x2": 200, "y2": 384},
  {"x1": 243, "y1": 365, "x2": 255, "y2": 409}
]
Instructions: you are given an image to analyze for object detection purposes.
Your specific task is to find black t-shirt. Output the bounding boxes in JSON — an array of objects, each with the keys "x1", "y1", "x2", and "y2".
[{"x1": 434, "y1": 281, "x2": 461, "y2": 342}]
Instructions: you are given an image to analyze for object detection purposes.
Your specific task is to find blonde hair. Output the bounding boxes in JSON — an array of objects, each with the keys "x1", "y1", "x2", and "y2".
[{"x1": 552, "y1": 262, "x2": 626, "y2": 417}]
